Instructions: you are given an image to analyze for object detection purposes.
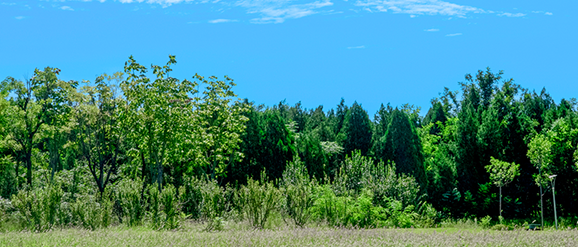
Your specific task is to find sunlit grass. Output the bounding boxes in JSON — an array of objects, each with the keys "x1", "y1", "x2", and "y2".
[{"x1": 2, "y1": 221, "x2": 577, "y2": 247}]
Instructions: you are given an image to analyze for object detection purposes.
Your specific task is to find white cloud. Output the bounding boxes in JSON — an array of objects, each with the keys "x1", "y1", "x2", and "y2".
[
  {"x1": 60, "y1": 6, "x2": 74, "y2": 10},
  {"x1": 445, "y1": 32, "x2": 461, "y2": 36},
  {"x1": 498, "y1": 12, "x2": 525, "y2": 17},
  {"x1": 424, "y1": 28, "x2": 438, "y2": 32},
  {"x1": 2, "y1": 2, "x2": 16, "y2": 6},
  {"x1": 14, "y1": 16, "x2": 25, "y2": 20},
  {"x1": 545, "y1": 12, "x2": 553, "y2": 16},
  {"x1": 355, "y1": 0, "x2": 484, "y2": 17},
  {"x1": 238, "y1": 0, "x2": 334, "y2": 24},
  {"x1": 347, "y1": 45, "x2": 365, "y2": 49},
  {"x1": 208, "y1": 18, "x2": 238, "y2": 23}
]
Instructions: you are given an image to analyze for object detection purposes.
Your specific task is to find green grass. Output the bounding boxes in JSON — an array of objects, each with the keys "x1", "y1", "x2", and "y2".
[{"x1": 1, "y1": 221, "x2": 578, "y2": 247}]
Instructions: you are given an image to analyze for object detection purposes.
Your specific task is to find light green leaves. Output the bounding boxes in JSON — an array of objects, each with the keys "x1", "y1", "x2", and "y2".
[
  {"x1": 527, "y1": 133, "x2": 552, "y2": 186},
  {"x1": 485, "y1": 157, "x2": 520, "y2": 188}
]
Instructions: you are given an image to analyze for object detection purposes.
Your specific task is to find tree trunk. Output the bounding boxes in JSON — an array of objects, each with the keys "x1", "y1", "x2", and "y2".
[
  {"x1": 499, "y1": 186, "x2": 502, "y2": 218},
  {"x1": 25, "y1": 151, "x2": 32, "y2": 186}
]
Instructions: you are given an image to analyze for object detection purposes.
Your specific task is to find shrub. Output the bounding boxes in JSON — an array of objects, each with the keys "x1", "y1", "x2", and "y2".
[
  {"x1": 236, "y1": 171, "x2": 280, "y2": 229},
  {"x1": 70, "y1": 190, "x2": 114, "y2": 230},
  {"x1": 179, "y1": 176, "x2": 228, "y2": 231},
  {"x1": 115, "y1": 178, "x2": 145, "y2": 227},
  {"x1": 179, "y1": 176, "x2": 204, "y2": 219},
  {"x1": 349, "y1": 189, "x2": 385, "y2": 228},
  {"x1": 480, "y1": 215, "x2": 492, "y2": 229},
  {"x1": 310, "y1": 184, "x2": 353, "y2": 227},
  {"x1": 11, "y1": 184, "x2": 66, "y2": 231},
  {"x1": 281, "y1": 157, "x2": 315, "y2": 228},
  {"x1": 160, "y1": 184, "x2": 180, "y2": 230},
  {"x1": 491, "y1": 224, "x2": 510, "y2": 231},
  {"x1": 333, "y1": 151, "x2": 374, "y2": 195},
  {"x1": 0, "y1": 196, "x2": 14, "y2": 231},
  {"x1": 146, "y1": 184, "x2": 162, "y2": 229}
]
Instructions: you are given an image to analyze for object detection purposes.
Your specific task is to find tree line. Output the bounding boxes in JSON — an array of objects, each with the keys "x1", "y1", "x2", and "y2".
[{"x1": 1, "y1": 56, "x2": 577, "y2": 225}]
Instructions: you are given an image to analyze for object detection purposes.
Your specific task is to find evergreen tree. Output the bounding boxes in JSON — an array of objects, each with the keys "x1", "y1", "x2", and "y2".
[
  {"x1": 338, "y1": 101, "x2": 372, "y2": 156},
  {"x1": 381, "y1": 109, "x2": 427, "y2": 189}
]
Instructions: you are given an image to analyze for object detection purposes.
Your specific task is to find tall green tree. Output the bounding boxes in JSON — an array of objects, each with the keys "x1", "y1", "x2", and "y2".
[
  {"x1": 2, "y1": 68, "x2": 76, "y2": 186},
  {"x1": 192, "y1": 74, "x2": 248, "y2": 180},
  {"x1": 338, "y1": 101, "x2": 372, "y2": 156},
  {"x1": 120, "y1": 55, "x2": 197, "y2": 189},
  {"x1": 423, "y1": 101, "x2": 447, "y2": 135},
  {"x1": 455, "y1": 83, "x2": 482, "y2": 201},
  {"x1": 527, "y1": 133, "x2": 552, "y2": 226},
  {"x1": 77, "y1": 73, "x2": 124, "y2": 194},
  {"x1": 379, "y1": 109, "x2": 426, "y2": 189}
]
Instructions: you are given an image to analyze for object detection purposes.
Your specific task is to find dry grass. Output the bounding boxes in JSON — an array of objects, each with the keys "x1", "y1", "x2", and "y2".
[{"x1": 1, "y1": 222, "x2": 578, "y2": 247}]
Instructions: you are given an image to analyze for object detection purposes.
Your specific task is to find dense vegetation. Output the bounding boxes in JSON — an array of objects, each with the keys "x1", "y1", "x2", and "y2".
[{"x1": 1, "y1": 56, "x2": 577, "y2": 232}]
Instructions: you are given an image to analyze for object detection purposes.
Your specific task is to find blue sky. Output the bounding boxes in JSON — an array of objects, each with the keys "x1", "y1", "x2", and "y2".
[{"x1": 1, "y1": 0, "x2": 576, "y2": 115}]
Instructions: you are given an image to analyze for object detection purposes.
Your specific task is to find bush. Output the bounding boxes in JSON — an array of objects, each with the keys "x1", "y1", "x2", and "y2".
[
  {"x1": 310, "y1": 184, "x2": 353, "y2": 227},
  {"x1": 179, "y1": 176, "x2": 228, "y2": 231},
  {"x1": 11, "y1": 184, "x2": 66, "y2": 231},
  {"x1": 480, "y1": 215, "x2": 492, "y2": 229},
  {"x1": 0, "y1": 196, "x2": 15, "y2": 231},
  {"x1": 179, "y1": 176, "x2": 203, "y2": 219},
  {"x1": 70, "y1": 190, "x2": 114, "y2": 230},
  {"x1": 160, "y1": 184, "x2": 180, "y2": 230},
  {"x1": 114, "y1": 178, "x2": 145, "y2": 227},
  {"x1": 146, "y1": 184, "x2": 162, "y2": 229},
  {"x1": 0, "y1": 156, "x2": 17, "y2": 199},
  {"x1": 491, "y1": 224, "x2": 510, "y2": 231},
  {"x1": 281, "y1": 157, "x2": 315, "y2": 227},
  {"x1": 333, "y1": 151, "x2": 374, "y2": 195},
  {"x1": 236, "y1": 171, "x2": 281, "y2": 229},
  {"x1": 349, "y1": 189, "x2": 385, "y2": 228}
]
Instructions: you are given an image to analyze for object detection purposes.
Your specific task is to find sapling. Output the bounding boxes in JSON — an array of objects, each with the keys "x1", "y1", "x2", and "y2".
[{"x1": 485, "y1": 156, "x2": 520, "y2": 219}]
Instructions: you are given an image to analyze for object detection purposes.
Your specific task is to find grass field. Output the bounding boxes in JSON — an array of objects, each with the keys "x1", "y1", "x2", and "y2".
[{"x1": 2, "y1": 223, "x2": 578, "y2": 247}]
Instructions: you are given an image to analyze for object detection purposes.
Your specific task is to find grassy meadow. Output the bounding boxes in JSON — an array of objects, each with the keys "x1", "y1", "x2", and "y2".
[{"x1": 2, "y1": 221, "x2": 578, "y2": 247}]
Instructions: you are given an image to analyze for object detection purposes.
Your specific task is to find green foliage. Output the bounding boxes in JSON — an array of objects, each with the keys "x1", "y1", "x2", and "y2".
[
  {"x1": 70, "y1": 190, "x2": 114, "y2": 230},
  {"x1": 76, "y1": 73, "x2": 123, "y2": 194},
  {"x1": 0, "y1": 156, "x2": 17, "y2": 198},
  {"x1": 144, "y1": 183, "x2": 181, "y2": 230},
  {"x1": 236, "y1": 171, "x2": 281, "y2": 229},
  {"x1": 333, "y1": 151, "x2": 375, "y2": 194},
  {"x1": 378, "y1": 109, "x2": 427, "y2": 189},
  {"x1": 310, "y1": 184, "x2": 352, "y2": 227},
  {"x1": 11, "y1": 184, "x2": 66, "y2": 231},
  {"x1": 146, "y1": 183, "x2": 162, "y2": 229},
  {"x1": 480, "y1": 215, "x2": 492, "y2": 229},
  {"x1": 114, "y1": 178, "x2": 145, "y2": 227},
  {"x1": 527, "y1": 134, "x2": 552, "y2": 186},
  {"x1": 280, "y1": 157, "x2": 315, "y2": 227},
  {"x1": 486, "y1": 158, "x2": 520, "y2": 188},
  {"x1": 160, "y1": 184, "x2": 180, "y2": 230},
  {"x1": 6, "y1": 61, "x2": 578, "y2": 230},
  {"x1": 338, "y1": 101, "x2": 372, "y2": 156},
  {"x1": 179, "y1": 176, "x2": 229, "y2": 231},
  {"x1": 2, "y1": 67, "x2": 77, "y2": 186}
]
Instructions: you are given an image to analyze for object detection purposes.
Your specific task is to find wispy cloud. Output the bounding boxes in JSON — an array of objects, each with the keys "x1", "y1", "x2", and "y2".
[
  {"x1": 424, "y1": 28, "x2": 439, "y2": 32},
  {"x1": 446, "y1": 33, "x2": 461, "y2": 36},
  {"x1": 2, "y1": 2, "x2": 16, "y2": 6},
  {"x1": 60, "y1": 6, "x2": 74, "y2": 11},
  {"x1": 14, "y1": 16, "x2": 25, "y2": 20},
  {"x1": 26, "y1": 0, "x2": 552, "y2": 24},
  {"x1": 355, "y1": 0, "x2": 483, "y2": 17},
  {"x1": 208, "y1": 18, "x2": 238, "y2": 23},
  {"x1": 498, "y1": 12, "x2": 525, "y2": 17},
  {"x1": 238, "y1": 0, "x2": 334, "y2": 24},
  {"x1": 347, "y1": 45, "x2": 365, "y2": 49}
]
